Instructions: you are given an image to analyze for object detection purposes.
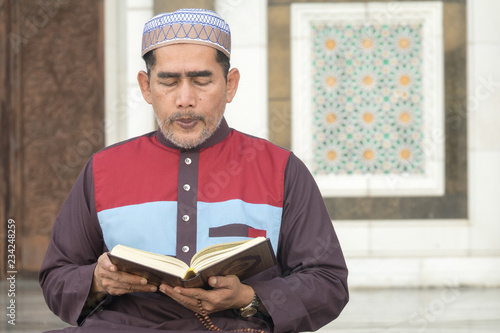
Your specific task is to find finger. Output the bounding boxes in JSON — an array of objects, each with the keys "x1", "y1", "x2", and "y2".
[
  {"x1": 100, "y1": 270, "x2": 157, "y2": 294},
  {"x1": 158, "y1": 284, "x2": 178, "y2": 299},
  {"x1": 208, "y1": 275, "x2": 239, "y2": 289},
  {"x1": 102, "y1": 279, "x2": 157, "y2": 295},
  {"x1": 106, "y1": 282, "x2": 157, "y2": 295},
  {"x1": 97, "y1": 252, "x2": 118, "y2": 272},
  {"x1": 94, "y1": 253, "x2": 157, "y2": 296},
  {"x1": 99, "y1": 257, "x2": 152, "y2": 287},
  {"x1": 159, "y1": 284, "x2": 199, "y2": 299},
  {"x1": 173, "y1": 286, "x2": 228, "y2": 313},
  {"x1": 160, "y1": 285, "x2": 201, "y2": 312},
  {"x1": 159, "y1": 283, "x2": 174, "y2": 293},
  {"x1": 113, "y1": 270, "x2": 148, "y2": 285},
  {"x1": 93, "y1": 256, "x2": 119, "y2": 293},
  {"x1": 172, "y1": 286, "x2": 206, "y2": 300}
]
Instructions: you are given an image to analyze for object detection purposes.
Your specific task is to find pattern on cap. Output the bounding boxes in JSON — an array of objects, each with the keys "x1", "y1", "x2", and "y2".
[{"x1": 142, "y1": 8, "x2": 231, "y2": 58}]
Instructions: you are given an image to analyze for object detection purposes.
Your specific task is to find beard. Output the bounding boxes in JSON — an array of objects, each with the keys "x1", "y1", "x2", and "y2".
[{"x1": 155, "y1": 111, "x2": 223, "y2": 149}]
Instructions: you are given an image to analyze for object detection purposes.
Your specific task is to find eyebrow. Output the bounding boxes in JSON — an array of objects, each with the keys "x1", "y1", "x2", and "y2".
[{"x1": 157, "y1": 70, "x2": 213, "y2": 78}]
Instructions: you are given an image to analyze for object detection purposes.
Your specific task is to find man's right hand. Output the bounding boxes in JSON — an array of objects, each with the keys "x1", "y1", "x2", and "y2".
[{"x1": 90, "y1": 252, "x2": 158, "y2": 297}]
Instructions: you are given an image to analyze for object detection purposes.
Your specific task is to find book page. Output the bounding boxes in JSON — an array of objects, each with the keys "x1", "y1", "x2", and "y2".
[
  {"x1": 111, "y1": 245, "x2": 189, "y2": 277},
  {"x1": 190, "y1": 237, "x2": 266, "y2": 273},
  {"x1": 189, "y1": 240, "x2": 247, "y2": 267}
]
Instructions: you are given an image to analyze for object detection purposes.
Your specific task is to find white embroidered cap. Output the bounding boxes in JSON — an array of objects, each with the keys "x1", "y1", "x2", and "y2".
[{"x1": 141, "y1": 8, "x2": 231, "y2": 58}]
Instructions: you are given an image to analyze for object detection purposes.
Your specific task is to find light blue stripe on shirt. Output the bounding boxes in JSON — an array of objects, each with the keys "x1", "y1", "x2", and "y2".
[
  {"x1": 98, "y1": 199, "x2": 282, "y2": 258},
  {"x1": 98, "y1": 201, "x2": 177, "y2": 255}
]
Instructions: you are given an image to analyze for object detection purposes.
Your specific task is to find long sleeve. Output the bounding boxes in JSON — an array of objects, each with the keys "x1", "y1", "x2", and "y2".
[
  {"x1": 39, "y1": 158, "x2": 105, "y2": 325},
  {"x1": 246, "y1": 153, "x2": 349, "y2": 333}
]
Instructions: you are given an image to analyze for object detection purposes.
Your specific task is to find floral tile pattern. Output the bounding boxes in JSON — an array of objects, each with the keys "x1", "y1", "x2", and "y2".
[
  {"x1": 291, "y1": 2, "x2": 444, "y2": 196},
  {"x1": 312, "y1": 23, "x2": 425, "y2": 176}
]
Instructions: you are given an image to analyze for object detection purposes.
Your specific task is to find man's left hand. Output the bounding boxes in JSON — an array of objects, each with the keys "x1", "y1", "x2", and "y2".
[{"x1": 159, "y1": 275, "x2": 254, "y2": 314}]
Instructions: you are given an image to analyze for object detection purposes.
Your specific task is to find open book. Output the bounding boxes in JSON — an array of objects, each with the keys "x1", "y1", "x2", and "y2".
[{"x1": 107, "y1": 237, "x2": 276, "y2": 288}]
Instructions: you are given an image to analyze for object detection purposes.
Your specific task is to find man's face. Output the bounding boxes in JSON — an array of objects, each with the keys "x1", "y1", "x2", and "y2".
[{"x1": 138, "y1": 44, "x2": 239, "y2": 149}]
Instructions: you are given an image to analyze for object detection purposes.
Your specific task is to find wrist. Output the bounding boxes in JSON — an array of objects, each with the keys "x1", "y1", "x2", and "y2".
[
  {"x1": 88, "y1": 280, "x2": 106, "y2": 305},
  {"x1": 238, "y1": 292, "x2": 262, "y2": 318},
  {"x1": 90, "y1": 264, "x2": 107, "y2": 299},
  {"x1": 235, "y1": 284, "x2": 255, "y2": 309},
  {"x1": 86, "y1": 278, "x2": 107, "y2": 309}
]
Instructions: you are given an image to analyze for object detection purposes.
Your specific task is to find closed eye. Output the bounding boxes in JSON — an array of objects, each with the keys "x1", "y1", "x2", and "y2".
[
  {"x1": 194, "y1": 79, "x2": 211, "y2": 86},
  {"x1": 159, "y1": 80, "x2": 178, "y2": 87}
]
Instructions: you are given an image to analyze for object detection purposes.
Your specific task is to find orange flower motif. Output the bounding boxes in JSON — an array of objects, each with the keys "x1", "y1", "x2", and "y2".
[{"x1": 325, "y1": 39, "x2": 337, "y2": 50}]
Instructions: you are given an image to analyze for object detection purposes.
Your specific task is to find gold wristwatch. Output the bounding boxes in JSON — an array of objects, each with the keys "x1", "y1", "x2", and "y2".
[{"x1": 239, "y1": 292, "x2": 261, "y2": 317}]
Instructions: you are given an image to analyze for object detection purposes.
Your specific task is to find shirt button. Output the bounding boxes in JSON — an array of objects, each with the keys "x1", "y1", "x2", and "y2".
[
  {"x1": 182, "y1": 214, "x2": 190, "y2": 222},
  {"x1": 183, "y1": 184, "x2": 191, "y2": 191},
  {"x1": 182, "y1": 246, "x2": 189, "y2": 253},
  {"x1": 185, "y1": 158, "x2": 192, "y2": 165}
]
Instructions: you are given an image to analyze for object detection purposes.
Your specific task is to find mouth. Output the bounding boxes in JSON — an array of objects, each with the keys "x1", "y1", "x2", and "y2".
[{"x1": 174, "y1": 117, "x2": 201, "y2": 130}]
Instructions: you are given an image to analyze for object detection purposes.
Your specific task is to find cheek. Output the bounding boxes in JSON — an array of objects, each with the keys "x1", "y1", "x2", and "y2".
[
  {"x1": 206, "y1": 89, "x2": 226, "y2": 108},
  {"x1": 150, "y1": 91, "x2": 174, "y2": 116}
]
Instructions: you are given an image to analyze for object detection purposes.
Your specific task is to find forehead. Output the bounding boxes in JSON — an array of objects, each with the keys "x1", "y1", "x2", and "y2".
[{"x1": 153, "y1": 43, "x2": 218, "y2": 72}]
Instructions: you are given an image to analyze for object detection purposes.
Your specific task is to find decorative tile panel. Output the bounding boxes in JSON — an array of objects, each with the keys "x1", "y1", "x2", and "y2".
[{"x1": 291, "y1": 2, "x2": 444, "y2": 196}]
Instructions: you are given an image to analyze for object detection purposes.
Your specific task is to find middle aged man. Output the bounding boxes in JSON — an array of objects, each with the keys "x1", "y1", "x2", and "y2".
[{"x1": 40, "y1": 8, "x2": 349, "y2": 333}]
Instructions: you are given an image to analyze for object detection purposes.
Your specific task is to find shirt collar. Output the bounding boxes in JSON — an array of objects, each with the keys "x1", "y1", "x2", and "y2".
[{"x1": 155, "y1": 117, "x2": 231, "y2": 150}]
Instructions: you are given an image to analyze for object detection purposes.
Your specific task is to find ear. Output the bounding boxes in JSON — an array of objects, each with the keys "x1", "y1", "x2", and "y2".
[
  {"x1": 225, "y1": 68, "x2": 240, "y2": 103},
  {"x1": 137, "y1": 70, "x2": 152, "y2": 104}
]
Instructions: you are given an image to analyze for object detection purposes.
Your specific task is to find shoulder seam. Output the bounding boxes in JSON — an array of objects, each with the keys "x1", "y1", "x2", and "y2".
[
  {"x1": 94, "y1": 131, "x2": 157, "y2": 156},
  {"x1": 230, "y1": 129, "x2": 291, "y2": 154}
]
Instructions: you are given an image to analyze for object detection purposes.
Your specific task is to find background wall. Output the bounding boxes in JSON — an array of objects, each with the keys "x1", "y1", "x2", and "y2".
[
  {"x1": 2, "y1": 0, "x2": 496, "y2": 287},
  {"x1": 104, "y1": 0, "x2": 500, "y2": 288}
]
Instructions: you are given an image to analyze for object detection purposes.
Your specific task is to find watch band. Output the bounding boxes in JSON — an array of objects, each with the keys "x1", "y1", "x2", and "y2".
[{"x1": 239, "y1": 292, "x2": 261, "y2": 317}]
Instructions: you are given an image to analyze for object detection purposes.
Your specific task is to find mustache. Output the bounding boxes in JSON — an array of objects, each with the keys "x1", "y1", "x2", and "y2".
[{"x1": 166, "y1": 111, "x2": 205, "y2": 123}]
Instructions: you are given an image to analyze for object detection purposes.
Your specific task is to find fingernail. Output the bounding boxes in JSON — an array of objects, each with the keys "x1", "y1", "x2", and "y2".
[
  {"x1": 151, "y1": 286, "x2": 157, "y2": 292},
  {"x1": 159, "y1": 286, "x2": 165, "y2": 293},
  {"x1": 141, "y1": 278, "x2": 147, "y2": 285},
  {"x1": 174, "y1": 287, "x2": 182, "y2": 294},
  {"x1": 209, "y1": 277, "x2": 217, "y2": 286}
]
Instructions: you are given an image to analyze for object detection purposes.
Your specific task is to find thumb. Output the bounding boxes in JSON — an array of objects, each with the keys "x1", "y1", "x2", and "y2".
[
  {"x1": 98, "y1": 252, "x2": 117, "y2": 272},
  {"x1": 208, "y1": 275, "x2": 238, "y2": 289},
  {"x1": 208, "y1": 276, "x2": 219, "y2": 288}
]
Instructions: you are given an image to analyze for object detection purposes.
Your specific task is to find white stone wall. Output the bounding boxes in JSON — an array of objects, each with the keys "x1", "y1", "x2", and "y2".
[
  {"x1": 216, "y1": 0, "x2": 269, "y2": 139},
  {"x1": 105, "y1": 0, "x2": 155, "y2": 146}
]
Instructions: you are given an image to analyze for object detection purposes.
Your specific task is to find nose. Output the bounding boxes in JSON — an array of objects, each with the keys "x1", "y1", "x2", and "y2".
[{"x1": 175, "y1": 81, "x2": 197, "y2": 109}]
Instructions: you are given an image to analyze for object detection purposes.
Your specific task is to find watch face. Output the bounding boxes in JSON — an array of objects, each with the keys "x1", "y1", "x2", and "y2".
[{"x1": 240, "y1": 307, "x2": 258, "y2": 317}]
